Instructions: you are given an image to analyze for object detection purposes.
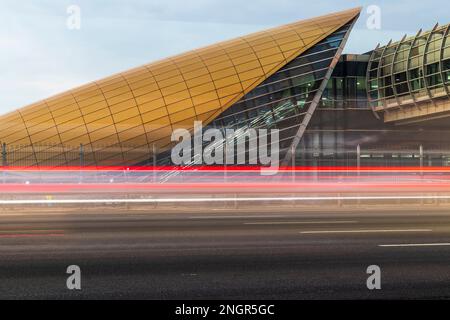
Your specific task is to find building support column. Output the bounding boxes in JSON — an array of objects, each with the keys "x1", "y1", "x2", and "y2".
[
  {"x1": 2, "y1": 143, "x2": 6, "y2": 167},
  {"x1": 291, "y1": 144, "x2": 296, "y2": 183},
  {"x1": 356, "y1": 144, "x2": 361, "y2": 175},
  {"x1": 79, "y1": 143, "x2": 84, "y2": 167},
  {"x1": 419, "y1": 144, "x2": 423, "y2": 175},
  {"x1": 152, "y1": 144, "x2": 157, "y2": 182}
]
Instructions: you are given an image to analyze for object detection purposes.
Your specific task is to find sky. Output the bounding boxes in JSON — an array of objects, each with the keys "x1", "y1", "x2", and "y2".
[{"x1": 1, "y1": 0, "x2": 449, "y2": 114}]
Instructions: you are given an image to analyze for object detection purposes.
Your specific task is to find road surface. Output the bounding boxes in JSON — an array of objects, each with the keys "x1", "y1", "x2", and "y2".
[{"x1": 0, "y1": 207, "x2": 449, "y2": 299}]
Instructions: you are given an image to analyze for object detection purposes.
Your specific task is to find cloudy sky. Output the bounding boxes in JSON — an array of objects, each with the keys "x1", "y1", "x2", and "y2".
[{"x1": 1, "y1": 0, "x2": 449, "y2": 114}]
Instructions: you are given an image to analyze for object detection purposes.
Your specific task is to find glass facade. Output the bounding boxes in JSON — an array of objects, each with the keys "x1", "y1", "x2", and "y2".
[
  {"x1": 298, "y1": 52, "x2": 450, "y2": 167},
  {"x1": 367, "y1": 23, "x2": 450, "y2": 122},
  {"x1": 156, "y1": 21, "x2": 450, "y2": 169},
  {"x1": 210, "y1": 23, "x2": 353, "y2": 161},
  {"x1": 155, "y1": 22, "x2": 355, "y2": 165}
]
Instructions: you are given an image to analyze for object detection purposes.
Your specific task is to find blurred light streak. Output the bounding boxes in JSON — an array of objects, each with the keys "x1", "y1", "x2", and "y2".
[
  {"x1": 0, "y1": 181, "x2": 450, "y2": 194},
  {"x1": 4, "y1": 195, "x2": 450, "y2": 205},
  {"x1": 2, "y1": 166, "x2": 450, "y2": 172}
]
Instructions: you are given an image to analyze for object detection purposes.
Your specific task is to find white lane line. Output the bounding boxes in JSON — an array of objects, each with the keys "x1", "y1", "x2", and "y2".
[
  {"x1": 379, "y1": 243, "x2": 450, "y2": 247},
  {"x1": 4, "y1": 194, "x2": 450, "y2": 205},
  {"x1": 245, "y1": 220, "x2": 357, "y2": 225},
  {"x1": 0, "y1": 229, "x2": 64, "y2": 233},
  {"x1": 190, "y1": 215, "x2": 286, "y2": 219},
  {"x1": 300, "y1": 229, "x2": 432, "y2": 234}
]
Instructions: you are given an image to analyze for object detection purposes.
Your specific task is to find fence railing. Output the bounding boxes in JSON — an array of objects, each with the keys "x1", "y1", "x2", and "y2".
[
  {"x1": 2, "y1": 142, "x2": 450, "y2": 167},
  {"x1": 0, "y1": 142, "x2": 158, "y2": 167}
]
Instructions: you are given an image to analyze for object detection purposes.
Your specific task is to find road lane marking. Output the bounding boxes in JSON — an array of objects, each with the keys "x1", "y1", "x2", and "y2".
[
  {"x1": 245, "y1": 220, "x2": 357, "y2": 225},
  {"x1": 0, "y1": 229, "x2": 64, "y2": 233},
  {"x1": 0, "y1": 233, "x2": 64, "y2": 238},
  {"x1": 190, "y1": 215, "x2": 286, "y2": 219},
  {"x1": 300, "y1": 229, "x2": 432, "y2": 234},
  {"x1": 379, "y1": 243, "x2": 450, "y2": 247}
]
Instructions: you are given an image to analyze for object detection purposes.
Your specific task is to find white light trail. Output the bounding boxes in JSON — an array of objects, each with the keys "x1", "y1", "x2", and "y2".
[
  {"x1": 244, "y1": 221, "x2": 358, "y2": 225},
  {"x1": 300, "y1": 229, "x2": 432, "y2": 234},
  {"x1": 379, "y1": 243, "x2": 450, "y2": 247},
  {"x1": 2, "y1": 194, "x2": 450, "y2": 205}
]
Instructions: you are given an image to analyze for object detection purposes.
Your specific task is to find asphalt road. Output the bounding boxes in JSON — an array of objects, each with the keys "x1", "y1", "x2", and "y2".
[{"x1": 0, "y1": 207, "x2": 450, "y2": 299}]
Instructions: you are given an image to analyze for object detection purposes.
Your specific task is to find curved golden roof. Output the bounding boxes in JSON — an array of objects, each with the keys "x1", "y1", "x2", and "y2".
[{"x1": 0, "y1": 8, "x2": 360, "y2": 166}]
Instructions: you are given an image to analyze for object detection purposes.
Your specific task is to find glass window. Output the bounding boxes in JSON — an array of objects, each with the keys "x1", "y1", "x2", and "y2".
[
  {"x1": 409, "y1": 56, "x2": 420, "y2": 68},
  {"x1": 426, "y1": 74, "x2": 442, "y2": 87},
  {"x1": 395, "y1": 50, "x2": 408, "y2": 61},
  {"x1": 427, "y1": 33, "x2": 443, "y2": 51},
  {"x1": 369, "y1": 79, "x2": 379, "y2": 90},
  {"x1": 373, "y1": 49, "x2": 383, "y2": 60},
  {"x1": 409, "y1": 68, "x2": 421, "y2": 80},
  {"x1": 445, "y1": 71, "x2": 450, "y2": 83},
  {"x1": 443, "y1": 59, "x2": 450, "y2": 71},
  {"x1": 381, "y1": 76, "x2": 392, "y2": 87},
  {"x1": 410, "y1": 78, "x2": 424, "y2": 91},
  {"x1": 385, "y1": 47, "x2": 396, "y2": 55},
  {"x1": 394, "y1": 72, "x2": 407, "y2": 83},
  {"x1": 444, "y1": 47, "x2": 450, "y2": 59},
  {"x1": 345, "y1": 61, "x2": 368, "y2": 77},
  {"x1": 308, "y1": 41, "x2": 341, "y2": 54},
  {"x1": 426, "y1": 62, "x2": 440, "y2": 75},
  {"x1": 425, "y1": 51, "x2": 440, "y2": 64},
  {"x1": 384, "y1": 86, "x2": 394, "y2": 98},
  {"x1": 394, "y1": 61, "x2": 407, "y2": 72},
  {"x1": 395, "y1": 83, "x2": 410, "y2": 95},
  {"x1": 381, "y1": 54, "x2": 393, "y2": 66},
  {"x1": 370, "y1": 90, "x2": 378, "y2": 100},
  {"x1": 369, "y1": 69, "x2": 378, "y2": 78},
  {"x1": 399, "y1": 42, "x2": 411, "y2": 51},
  {"x1": 335, "y1": 78, "x2": 343, "y2": 100},
  {"x1": 356, "y1": 77, "x2": 367, "y2": 98},
  {"x1": 410, "y1": 46, "x2": 420, "y2": 57},
  {"x1": 346, "y1": 78, "x2": 356, "y2": 98},
  {"x1": 285, "y1": 51, "x2": 332, "y2": 70}
]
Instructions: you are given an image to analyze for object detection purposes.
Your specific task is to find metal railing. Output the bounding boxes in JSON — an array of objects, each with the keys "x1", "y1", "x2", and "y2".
[
  {"x1": 1, "y1": 142, "x2": 450, "y2": 168},
  {"x1": 0, "y1": 142, "x2": 156, "y2": 167}
]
